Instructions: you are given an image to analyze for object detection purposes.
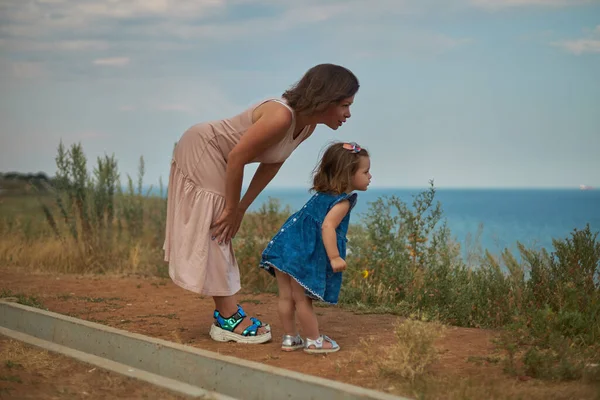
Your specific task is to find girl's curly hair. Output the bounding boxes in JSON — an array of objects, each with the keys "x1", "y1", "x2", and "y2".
[{"x1": 312, "y1": 142, "x2": 369, "y2": 195}]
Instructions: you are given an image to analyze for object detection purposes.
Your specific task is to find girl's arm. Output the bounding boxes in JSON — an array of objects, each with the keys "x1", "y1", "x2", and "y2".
[
  {"x1": 239, "y1": 162, "x2": 284, "y2": 211},
  {"x1": 321, "y1": 200, "x2": 351, "y2": 272}
]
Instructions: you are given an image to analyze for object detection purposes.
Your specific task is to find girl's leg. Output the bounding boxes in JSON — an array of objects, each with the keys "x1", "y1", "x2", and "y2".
[
  {"x1": 289, "y1": 279, "x2": 335, "y2": 349},
  {"x1": 213, "y1": 295, "x2": 268, "y2": 335},
  {"x1": 274, "y1": 270, "x2": 297, "y2": 336}
]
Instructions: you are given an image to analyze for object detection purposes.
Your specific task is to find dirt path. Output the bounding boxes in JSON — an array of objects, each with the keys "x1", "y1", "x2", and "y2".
[{"x1": 1, "y1": 267, "x2": 597, "y2": 399}]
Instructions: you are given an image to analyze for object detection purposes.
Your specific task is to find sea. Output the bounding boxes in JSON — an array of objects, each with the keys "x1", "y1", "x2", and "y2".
[
  {"x1": 244, "y1": 188, "x2": 600, "y2": 258},
  {"x1": 147, "y1": 186, "x2": 599, "y2": 259}
]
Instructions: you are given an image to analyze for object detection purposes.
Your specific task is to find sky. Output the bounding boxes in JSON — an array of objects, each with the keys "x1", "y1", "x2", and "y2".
[{"x1": 0, "y1": 0, "x2": 599, "y2": 189}]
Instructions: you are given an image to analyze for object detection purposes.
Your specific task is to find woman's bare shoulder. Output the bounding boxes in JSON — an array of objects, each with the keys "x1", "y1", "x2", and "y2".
[{"x1": 252, "y1": 100, "x2": 293, "y2": 126}]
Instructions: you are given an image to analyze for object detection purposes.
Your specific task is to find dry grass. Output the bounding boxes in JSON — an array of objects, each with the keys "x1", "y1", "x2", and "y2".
[
  {"x1": 383, "y1": 318, "x2": 445, "y2": 382},
  {"x1": 402, "y1": 375, "x2": 600, "y2": 400},
  {"x1": 345, "y1": 321, "x2": 599, "y2": 400},
  {"x1": 356, "y1": 318, "x2": 445, "y2": 383},
  {"x1": 0, "y1": 236, "x2": 79, "y2": 273},
  {"x1": 0, "y1": 230, "x2": 165, "y2": 276},
  {"x1": 0, "y1": 337, "x2": 191, "y2": 399},
  {"x1": 0, "y1": 339, "x2": 58, "y2": 375}
]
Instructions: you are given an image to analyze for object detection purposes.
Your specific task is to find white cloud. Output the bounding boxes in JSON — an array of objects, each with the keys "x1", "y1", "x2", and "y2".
[
  {"x1": 0, "y1": 0, "x2": 475, "y2": 75},
  {"x1": 95, "y1": 0, "x2": 424, "y2": 41},
  {"x1": 363, "y1": 35, "x2": 472, "y2": 59},
  {"x1": 328, "y1": 24, "x2": 473, "y2": 60},
  {"x1": 70, "y1": 0, "x2": 225, "y2": 20},
  {"x1": 0, "y1": 0, "x2": 447, "y2": 43},
  {"x1": 0, "y1": 39, "x2": 109, "y2": 52},
  {"x1": 276, "y1": 0, "x2": 421, "y2": 24},
  {"x1": 552, "y1": 39, "x2": 600, "y2": 55},
  {"x1": 140, "y1": 78, "x2": 243, "y2": 119},
  {"x1": 4, "y1": 0, "x2": 561, "y2": 79},
  {"x1": 93, "y1": 57, "x2": 130, "y2": 66},
  {"x1": 54, "y1": 40, "x2": 110, "y2": 51},
  {"x1": 156, "y1": 104, "x2": 194, "y2": 113},
  {"x1": 405, "y1": 34, "x2": 473, "y2": 54},
  {"x1": 6, "y1": 62, "x2": 46, "y2": 79},
  {"x1": 0, "y1": 0, "x2": 472, "y2": 61},
  {"x1": 0, "y1": 0, "x2": 226, "y2": 33},
  {"x1": 470, "y1": 0, "x2": 593, "y2": 8},
  {"x1": 0, "y1": 0, "x2": 229, "y2": 57},
  {"x1": 552, "y1": 25, "x2": 600, "y2": 55},
  {"x1": 119, "y1": 105, "x2": 136, "y2": 112}
]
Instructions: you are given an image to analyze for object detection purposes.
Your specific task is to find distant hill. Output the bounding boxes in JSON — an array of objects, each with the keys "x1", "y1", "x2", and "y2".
[{"x1": 0, "y1": 171, "x2": 54, "y2": 194}]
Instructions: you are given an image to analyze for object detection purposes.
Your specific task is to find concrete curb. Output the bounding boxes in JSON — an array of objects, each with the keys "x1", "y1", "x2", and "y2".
[
  {"x1": 0, "y1": 300, "x2": 410, "y2": 400},
  {"x1": 0, "y1": 326, "x2": 230, "y2": 399}
]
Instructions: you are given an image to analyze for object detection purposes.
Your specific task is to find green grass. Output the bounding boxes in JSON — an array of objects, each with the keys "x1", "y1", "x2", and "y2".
[
  {"x1": 0, "y1": 289, "x2": 45, "y2": 309},
  {"x1": 4, "y1": 361, "x2": 22, "y2": 369},
  {"x1": 0, "y1": 375, "x2": 22, "y2": 383}
]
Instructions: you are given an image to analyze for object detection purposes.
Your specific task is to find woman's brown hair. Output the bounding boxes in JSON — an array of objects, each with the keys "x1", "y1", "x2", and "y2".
[
  {"x1": 282, "y1": 64, "x2": 359, "y2": 115},
  {"x1": 312, "y1": 142, "x2": 369, "y2": 195}
]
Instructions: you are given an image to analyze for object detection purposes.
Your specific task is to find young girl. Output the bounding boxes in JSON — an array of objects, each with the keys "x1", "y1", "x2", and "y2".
[{"x1": 259, "y1": 141, "x2": 371, "y2": 353}]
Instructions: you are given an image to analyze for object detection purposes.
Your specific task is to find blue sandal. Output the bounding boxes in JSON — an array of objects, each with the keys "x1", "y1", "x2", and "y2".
[
  {"x1": 239, "y1": 304, "x2": 270, "y2": 331},
  {"x1": 209, "y1": 305, "x2": 272, "y2": 344}
]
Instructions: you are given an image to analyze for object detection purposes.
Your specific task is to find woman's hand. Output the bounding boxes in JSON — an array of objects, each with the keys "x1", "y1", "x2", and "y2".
[{"x1": 211, "y1": 206, "x2": 245, "y2": 245}]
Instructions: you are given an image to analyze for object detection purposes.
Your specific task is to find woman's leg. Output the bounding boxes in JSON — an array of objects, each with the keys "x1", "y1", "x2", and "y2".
[
  {"x1": 274, "y1": 270, "x2": 297, "y2": 336},
  {"x1": 289, "y1": 279, "x2": 334, "y2": 349},
  {"x1": 213, "y1": 295, "x2": 269, "y2": 335}
]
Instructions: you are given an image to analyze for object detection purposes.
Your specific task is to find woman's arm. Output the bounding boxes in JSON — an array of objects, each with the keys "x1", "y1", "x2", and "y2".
[
  {"x1": 239, "y1": 162, "x2": 284, "y2": 211},
  {"x1": 224, "y1": 103, "x2": 292, "y2": 212},
  {"x1": 211, "y1": 102, "x2": 292, "y2": 244},
  {"x1": 237, "y1": 124, "x2": 313, "y2": 214}
]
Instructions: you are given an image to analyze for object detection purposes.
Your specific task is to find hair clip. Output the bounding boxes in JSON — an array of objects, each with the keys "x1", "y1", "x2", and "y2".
[{"x1": 342, "y1": 142, "x2": 362, "y2": 153}]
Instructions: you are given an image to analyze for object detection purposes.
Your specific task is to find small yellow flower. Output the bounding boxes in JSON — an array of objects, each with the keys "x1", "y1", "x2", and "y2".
[{"x1": 361, "y1": 270, "x2": 369, "y2": 279}]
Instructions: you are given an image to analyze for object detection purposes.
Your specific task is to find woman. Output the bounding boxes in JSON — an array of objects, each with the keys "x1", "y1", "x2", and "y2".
[{"x1": 163, "y1": 63, "x2": 359, "y2": 344}]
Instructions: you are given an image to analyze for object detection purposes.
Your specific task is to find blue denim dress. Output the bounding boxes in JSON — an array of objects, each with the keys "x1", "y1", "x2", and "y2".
[{"x1": 259, "y1": 191, "x2": 358, "y2": 304}]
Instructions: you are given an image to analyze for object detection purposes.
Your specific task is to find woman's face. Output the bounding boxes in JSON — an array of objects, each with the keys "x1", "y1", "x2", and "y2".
[{"x1": 322, "y1": 95, "x2": 354, "y2": 130}]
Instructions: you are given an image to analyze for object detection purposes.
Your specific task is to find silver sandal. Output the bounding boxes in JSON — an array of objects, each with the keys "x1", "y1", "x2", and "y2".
[
  {"x1": 281, "y1": 334, "x2": 304, "y2": 351},
  {"x1": 303, "y1": 335, "x2": 340, "y2": 354}
]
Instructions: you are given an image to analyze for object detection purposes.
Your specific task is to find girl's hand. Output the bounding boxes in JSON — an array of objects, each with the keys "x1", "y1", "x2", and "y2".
[
  {"x1": 330, "y1": 257, "x2": 347, "y2": 273},
  {"x1": 211, "y1": 207, "x2": 245, "y2": 245}
]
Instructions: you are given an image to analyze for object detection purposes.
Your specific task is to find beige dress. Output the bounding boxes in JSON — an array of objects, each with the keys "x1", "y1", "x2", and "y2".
[{"x1": 163, "y1": 98, "x2": 312, "y2": 296}]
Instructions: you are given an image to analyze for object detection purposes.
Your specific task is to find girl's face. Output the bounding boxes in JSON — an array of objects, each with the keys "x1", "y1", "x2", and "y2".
[
  {"x1": 321, "y1": 96, "x2": 354, "y2": 130},
  {"x1": 351, "y1": 156, "x2": 371, "y2": 191}
]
